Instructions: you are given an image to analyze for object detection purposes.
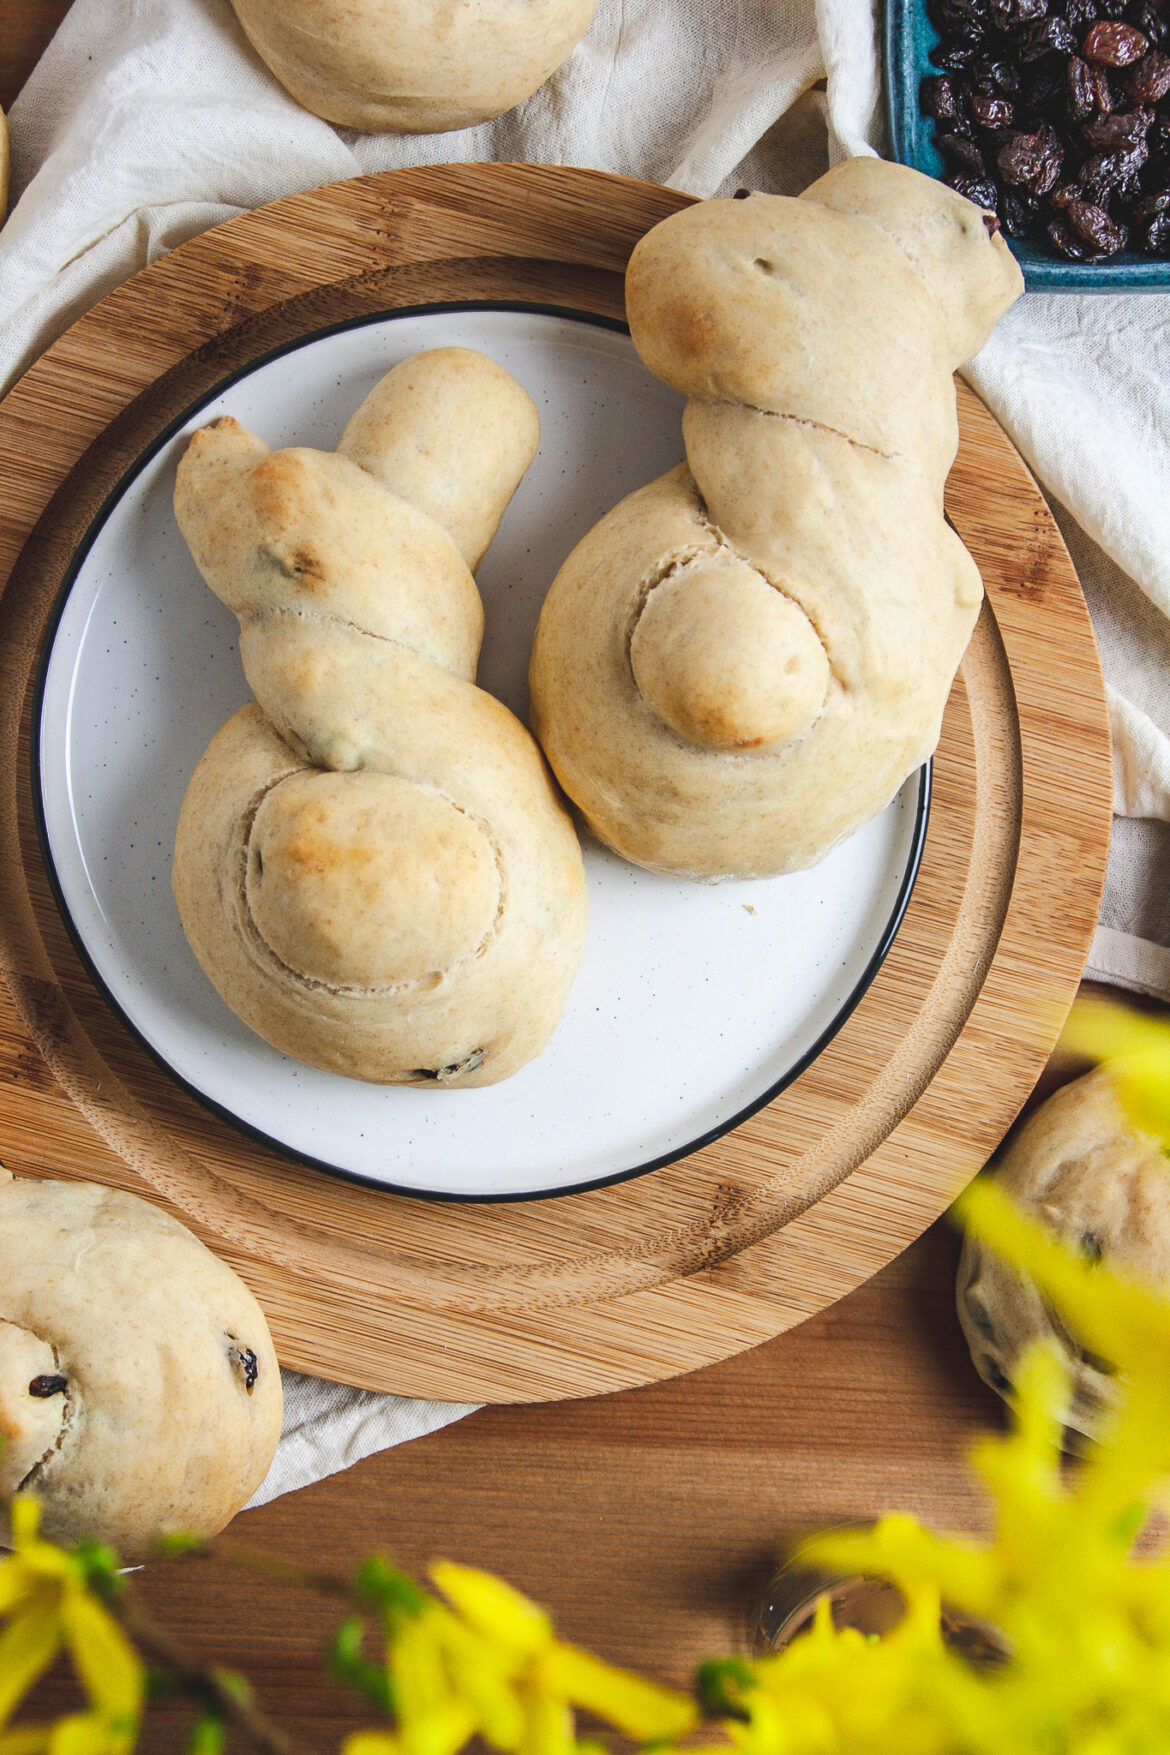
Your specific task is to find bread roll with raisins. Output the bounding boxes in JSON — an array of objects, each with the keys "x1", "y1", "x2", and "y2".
[
  {"x1": 0, "y1": 1174, "x2": 281, "y2": 1558},
  {"x1": 173, "y1": 348, "x2": 587, "y2": 1086}
]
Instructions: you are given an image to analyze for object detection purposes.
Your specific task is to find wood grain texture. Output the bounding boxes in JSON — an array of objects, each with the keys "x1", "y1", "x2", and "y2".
[
  {"x1": 0, "y1": 0, "x2": 71, "y2": 111},
  {"x1": 29, "y1": 1222, "x2": 1007, "y2": 1751},
  {"x1": 0, "y1": 165, "x2": 1113, "y2": 1402}
]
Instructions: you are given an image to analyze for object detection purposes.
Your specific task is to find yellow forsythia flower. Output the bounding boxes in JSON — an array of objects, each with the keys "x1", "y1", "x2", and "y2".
[
  {"x1": 1059, "y1": 994, "x2": 1170, "y2": 1146},
  {"x1": 0, "y1": 1499, "x2": 142, "y2": 1755},
  {"x1": 342, "y1": 1561, "x2": 696, "y2": 1755}
]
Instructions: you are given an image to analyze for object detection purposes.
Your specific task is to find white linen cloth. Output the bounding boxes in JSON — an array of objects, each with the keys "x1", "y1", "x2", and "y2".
[{"x1": 2, "y1": 0, "x2": 1167, "y2": 1496}]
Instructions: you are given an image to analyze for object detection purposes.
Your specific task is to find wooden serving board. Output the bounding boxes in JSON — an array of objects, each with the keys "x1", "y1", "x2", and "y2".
[{"x1": 0, "y1": 164, "x2": 1112, "y2": 1402}]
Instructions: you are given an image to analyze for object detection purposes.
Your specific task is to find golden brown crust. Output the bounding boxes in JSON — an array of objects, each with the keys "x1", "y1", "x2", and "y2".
[
  {"x1": 228, "y1": 0, "x2": 601, "y2": 132},
  {"x1": 529, "y1": 162, "x2": 1024, "y2": 881},
  {"x1": 173, "y1": 349, "x2": 587, "y2": 1087}
]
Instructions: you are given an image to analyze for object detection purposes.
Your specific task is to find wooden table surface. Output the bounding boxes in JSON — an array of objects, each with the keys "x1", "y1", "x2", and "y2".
[{"x1": 0, "y1": 8, "x2": 1114, "y2": 1749}]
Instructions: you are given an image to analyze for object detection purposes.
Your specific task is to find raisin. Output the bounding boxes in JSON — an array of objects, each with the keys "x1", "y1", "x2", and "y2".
[
  {"x1": 948, "y1": 172, "x2": 1002, "y2": 210},
  {"x1": 920, "y1": 73, "x2": 965, "y2": 123},
  {"x1": 1132, "y1": 188, "x2": 1170, "y2": 218},
  {"x1": 986, "y1": 58, "x2": 1023, "y2": 95},
  {"x1": 1083, "y1": 20, "x2": 1149, "y2": 62},
  {"x1": 1067, "y1": 197, "x2": 1130, "y2": 248},
  {"x1": 1067, "y1": 0, "x2": 1099, "y2": 26},
  {"x1": 1026, "y1": 63, "x2": 1070, "y2": 113},
  {"x1": 937, "y1": 129, "x2": 991, "y2": 171},
  {"x1": 971, "y1": 92, "x2": 1016, "y2": 127},
  {"x1": 1130, "y1": 2, "x2": 1167, "y2": 46},
  {"x1": 1082, "y1": 106, "x2": 1153, "y2": 144},
  {"x1": 1144, "y1": 211, "x2": 1170, "y2": 251},
  {"x1": 1022, "y1": 16, "x2": 1077, "y2": 57},
  {"x1": 1046, "y1": 213, "x2": 1101, "y2": 254},
  {"x1": 227, "y1": 1344, "x2": 259, "y2": 1393},
  {"x1": 1068, "y1": 54, "x2": 1097, "y2": 115},
  {"x1": 998, "y1": 122, "x2": 1065, "y2": 190},
  {"x1": 931, "y1": 41, "x2": 981, "y2": 71},
  {"x1": 28, "y1": 1374, "x2": 67, "y2": 1398},
  {"x1": 1087, "y1": 61, "x2": 1116, "y2": 108},
  {"x1": 1125, "y1": 48, "x2": 1170, "y2": 100},
  {"x1": 1002, "y1": 188, "x2": 1040, "y2": 232},
  {"x1": 1082, "y1": 144, "x2": 1146, "y2": 194},
  {"x1": 411, "y1": 1048, "x2": 487, "y2": 1080},
  {"x1": 992, "y1": 0, "x2": 1049, "y2": 24}
]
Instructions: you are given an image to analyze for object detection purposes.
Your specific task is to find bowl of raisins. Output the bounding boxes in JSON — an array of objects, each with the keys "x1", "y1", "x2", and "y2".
[{"x1": 886, "y1": 0, "x2": 1170, "y2": 287}]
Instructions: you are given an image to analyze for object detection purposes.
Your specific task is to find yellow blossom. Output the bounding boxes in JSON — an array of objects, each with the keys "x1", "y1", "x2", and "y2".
[
  {"x1": 0, "y1": 1499, "x2": 142, "y2": 1755},
  {"x1": 342, "y1": 1560, "x2": 696, "y2": 1755}
]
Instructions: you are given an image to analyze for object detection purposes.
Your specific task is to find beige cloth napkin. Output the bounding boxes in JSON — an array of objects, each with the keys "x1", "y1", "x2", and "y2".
[{"x1": 1, "y1": 0, "x2": 1165, "y2": 1497}]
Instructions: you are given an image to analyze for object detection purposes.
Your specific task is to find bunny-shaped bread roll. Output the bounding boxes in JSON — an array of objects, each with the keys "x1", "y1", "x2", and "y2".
[
  {"x1": 529, "y1": 161, "x2": 1024, "y2": 881},
  {"x1": 0, "y1": 1173, "x2": 281, "y2": 1559},
  {"x1": 228, "y1": 0, "x2": 600, "y2": 133},
  {"x1": 173, "y1": 348, "x2": 587, "y2": 1087}
]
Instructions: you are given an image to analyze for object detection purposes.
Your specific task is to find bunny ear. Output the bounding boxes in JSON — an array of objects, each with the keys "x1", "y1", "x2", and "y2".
[
  {"x1": 339, "y1": 349, "x2": 540, "y2": 573},
  {"x1": 800, "y1": 158, "x2": 1024, "y2": 365}
]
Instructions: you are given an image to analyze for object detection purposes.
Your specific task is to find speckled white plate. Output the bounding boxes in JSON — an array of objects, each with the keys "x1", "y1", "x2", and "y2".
[{"x1": 34, "y1": 306, "x2": 927, "y2": 1201}]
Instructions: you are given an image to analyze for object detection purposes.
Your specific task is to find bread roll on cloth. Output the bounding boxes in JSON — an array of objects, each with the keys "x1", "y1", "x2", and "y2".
[
  {"x1": 529, "y1": 160, "x2": 1024, "y2": 881},
  {"x1": 957, "y1": 1068, "x2": 1170, "y2": 1444},
  {"x1": 173, "y1": 348, "x2": 587, "y2": 1087},
  {"x1": 0, "y1": 1173, "x2": 281, "y2": 1558},
  {"x1": 228, "y1": 0, "x2": 600, "y2": 132}
]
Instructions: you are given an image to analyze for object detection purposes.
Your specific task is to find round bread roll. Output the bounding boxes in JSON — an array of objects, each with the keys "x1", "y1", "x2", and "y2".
[
  {"x1": 529, "y1": 160, "x2": 1024, "y2": 881},
  {"x1": 228, "y1": 0, "x2": 600, "y2": 133},
  {"x1": 957, "y1": 1067, "x2": 1170, "y2": 1441},
  {"x1": 0, "y1": 1173, "x2": 281, "y2": 1559},
  {"x1": 173, "y1": 347, "x2": 587, "y2": 1087}
]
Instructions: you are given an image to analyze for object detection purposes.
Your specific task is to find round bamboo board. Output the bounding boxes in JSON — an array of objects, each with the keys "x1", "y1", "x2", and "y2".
[{"x1": 0, "y1": 165, "x2": 1112, "y2": 1402}]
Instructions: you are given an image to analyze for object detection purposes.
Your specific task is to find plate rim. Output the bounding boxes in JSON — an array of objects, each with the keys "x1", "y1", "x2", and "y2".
[
  {"x1": 30, "y1": 295, "x2": 931, "y2": 1204},
  {"x1": 0, "y1": 162, "x2": 1112, "y2": 1398}
]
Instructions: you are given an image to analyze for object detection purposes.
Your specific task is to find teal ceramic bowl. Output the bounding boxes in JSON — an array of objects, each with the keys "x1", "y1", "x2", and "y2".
[{"x1": 884, "y1": 0, "x2": 1170, "y2": 290}]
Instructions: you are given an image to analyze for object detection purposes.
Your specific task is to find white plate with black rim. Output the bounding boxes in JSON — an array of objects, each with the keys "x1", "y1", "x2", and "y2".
[{"x1": 33, "y1": 304, "x2": 928, "y2": 1202}]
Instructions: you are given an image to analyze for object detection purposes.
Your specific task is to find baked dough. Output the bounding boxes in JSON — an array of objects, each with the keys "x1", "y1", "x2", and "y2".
[
  {"x1": 228, "y1": 0, "x2": 600, "y2": 132},
  {"x1": 0, "y1": 1174, "x2": 281, "y2": 1558},
  {"x1": 529, "y1": 160, "x2": 1024, "y2": 880},
  {"x1": 957, "y1": 1068, "x2": 1170, "y2": 1441},
  {"x1": 173, "y1": 348, "x2": 587, "y2": 1087}
]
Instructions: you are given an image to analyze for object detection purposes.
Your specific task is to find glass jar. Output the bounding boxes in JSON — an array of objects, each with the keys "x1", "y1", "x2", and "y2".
[{"x1": 755, "y1": 1536, "x2": 1010, "y2": 1668}]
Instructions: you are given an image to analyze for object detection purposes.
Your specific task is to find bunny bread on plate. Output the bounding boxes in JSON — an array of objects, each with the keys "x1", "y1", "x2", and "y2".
[
  {"x1": 173, "y1": 348, "x2": 587, "y2": 1088},
  {"x1": 228, "y1": 0, "x2": 600, "y2": 132},
  {"x1": 529, "y1": 159, "x2": 1024, "y2": 881},
  {"x1": 0, "y1": 1173, "x2": 281, "y2": 1559}
]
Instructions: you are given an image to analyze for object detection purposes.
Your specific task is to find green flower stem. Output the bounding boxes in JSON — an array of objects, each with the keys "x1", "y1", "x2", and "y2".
[{"x1": 87, "y1": 1569, "x2": 313, "y2": 1755}]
